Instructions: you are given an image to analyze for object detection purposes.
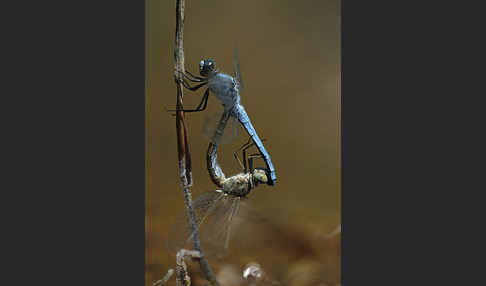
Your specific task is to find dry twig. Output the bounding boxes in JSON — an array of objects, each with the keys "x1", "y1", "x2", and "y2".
[
  {"x1": 173, "y1": 0, "x2": 219, "y2": 285},
  {"x1": 175, "y1": 249, "x2": 203, "y2": 286},
  {"x1": 153, "y1": 269, "x2": 175, "y2": 286}
]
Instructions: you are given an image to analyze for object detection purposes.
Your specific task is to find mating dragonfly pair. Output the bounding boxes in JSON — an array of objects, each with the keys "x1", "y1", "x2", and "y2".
[{"x1": 167, "y1": 50, "x2": 277, "y2": 256}]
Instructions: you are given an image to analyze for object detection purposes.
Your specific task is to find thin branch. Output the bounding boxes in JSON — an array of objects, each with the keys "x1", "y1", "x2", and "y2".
[
  {"x1": 175, "y1": 249, "x2": 202, "y2": 286},
  {"x1": 153, "y1": 269, "x2": 175, "y2": 286},
  {"x1": 173, "y1": 0, "x2": 219, "y2": 285}
]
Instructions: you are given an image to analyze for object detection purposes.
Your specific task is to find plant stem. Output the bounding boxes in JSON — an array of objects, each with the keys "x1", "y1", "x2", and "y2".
[{"x1": 173, "y1": 0, "x2": 219, "y2": 285}]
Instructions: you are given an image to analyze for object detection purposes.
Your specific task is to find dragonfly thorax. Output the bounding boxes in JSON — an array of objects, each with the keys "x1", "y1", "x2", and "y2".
[
  {"x1": 222, "y1": 173, "x2": 251, "y2": 197},
  {"x1": 222, "y1": 169, "x2": 268, "y2": 197},
  {"x1": 208, "y1": 73, "x2": 240, "y2": 111}
]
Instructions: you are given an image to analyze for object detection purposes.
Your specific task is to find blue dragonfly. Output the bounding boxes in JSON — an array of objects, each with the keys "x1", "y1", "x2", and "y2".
[
  {"x1": 170, "y1": 49, "x2": 277, "y2": 185},
  {"x1": 167, "y1": 123, "x2": 270, "y2": 257},
  {"x1": 205, "y1": 110, "x2": 270, "y2": 187}
]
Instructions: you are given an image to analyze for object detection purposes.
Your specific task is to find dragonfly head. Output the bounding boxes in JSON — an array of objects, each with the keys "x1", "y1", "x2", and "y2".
[
  {"x1": 252, "y1": 168, "x2": 268, "y2": 186},
  {"x1": 200, "y1": 58, "x2": 217, "y2": 77}
]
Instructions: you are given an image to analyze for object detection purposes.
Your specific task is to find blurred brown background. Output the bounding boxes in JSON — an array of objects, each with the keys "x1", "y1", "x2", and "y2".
[{"x1": 146, "y1": 0, "x2": 340, "y2": 285}]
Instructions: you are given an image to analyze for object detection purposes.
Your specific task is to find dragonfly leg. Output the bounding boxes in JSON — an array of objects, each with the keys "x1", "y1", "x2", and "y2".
[
  {"x1": 247, "y1": 153, "x2": 264, "y2": 173},
  {"x1": 233, "y1": 137, "x2": 254, "y2": 172},
  {"x1": 179, "y1": 71, "x2": 208, "y2": 82},
  {"x1": 233, "y1": 152, "x2": 245, "y2": 172},
  {"x1": 236, "y1": 137, "x2": 254, "y2": 152},
  {"x1": 185, "y1": 70, "x2": 207, "y2": 81},
  {"x1": 177, "y1": 70, "x2": 207, "y2": 82},
  {"x1": 244, "y1": 138, "x2": 268, "y2": 173},
  {"x1": 167, "y1": 88, "x2": 210, "y2": 113},
  {"x1": 233, "y1": 137, "x2": 267, "y2": 173},
  {"x1": 183, "y1": 74, "x2": 205, "y2": 83},
  {"x1": 180, "y1": 79, "x2": 208, "y2": 91}
]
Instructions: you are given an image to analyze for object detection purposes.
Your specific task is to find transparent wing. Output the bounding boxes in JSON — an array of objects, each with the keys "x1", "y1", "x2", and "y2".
[
  {"x1": 167, "y1": 190, "x2": 257, "y2": 258},
  {"x1": 216, "y1": 197, "x2": 281, "y2": 257},
  {"x1": 203, "y1": 110, "x2": 240, "y2": 145},
  {"x1": 197, "y1": 196, "x2": 270, "y2": 258},
  {"x1": 166, "y1": 190, "x2": 225, "y2": 254},
  {"x1": 233, "y1": 46, "x2": 244, "y2": 93},
  {"x1": 197, "y1": 195, "x2": 241, "y2": 257}
]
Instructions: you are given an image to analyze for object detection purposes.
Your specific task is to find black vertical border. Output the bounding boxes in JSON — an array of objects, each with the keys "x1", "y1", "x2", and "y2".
[
  {"x1": 342, "y1": 0, "x2": 473, "y2": 284},
  {"x1": 343, "y1": 0, "x2": 414, "y2": 282},
  {"x1": 4, "y1": 0, "x2": 145, "y2": 285}
]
